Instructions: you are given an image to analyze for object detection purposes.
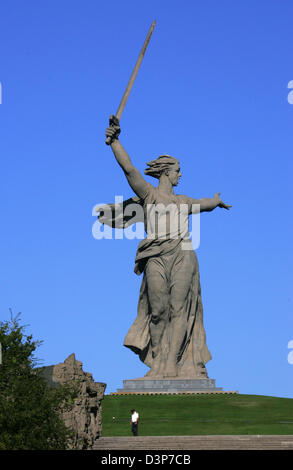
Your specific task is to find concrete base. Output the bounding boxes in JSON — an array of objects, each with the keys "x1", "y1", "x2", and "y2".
[{"x1": 116, "y1": 377, "x2": 227, "y2": 394}]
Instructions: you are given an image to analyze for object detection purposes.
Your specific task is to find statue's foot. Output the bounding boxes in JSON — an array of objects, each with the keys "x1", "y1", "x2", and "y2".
[
  {"x1": 144, "y1": 369, "x2": 163, "y2": 378},
  {"x1": 145, "y1": 369, "x2": 156, "y2": 377},
  {"x1": 163, "y1": 363, "x2": 178, "y2": 377},
  {"x1": 144, "y1": 361, "x2": 162, "y2": 377}
]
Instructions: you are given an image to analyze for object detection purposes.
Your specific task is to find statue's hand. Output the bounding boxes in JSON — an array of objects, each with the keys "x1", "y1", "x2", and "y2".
[
  {"x1": 105, "y1": 115, "x2": 121, "y2": 145},
  {"x1": 214, "y1": 192, "x2": 232, "y2": 210}
]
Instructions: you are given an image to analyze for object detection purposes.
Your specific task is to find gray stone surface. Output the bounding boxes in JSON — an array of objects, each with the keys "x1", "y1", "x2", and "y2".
[
  {"x1": 117, "y1": 377, "x2": 222, "y2": 393},
  {"x1": 94, "y1": 435, "x2": 293, "y2": 450},
  {"x1": 41, "y1": 353, "x2": 106, "y2": 449}
]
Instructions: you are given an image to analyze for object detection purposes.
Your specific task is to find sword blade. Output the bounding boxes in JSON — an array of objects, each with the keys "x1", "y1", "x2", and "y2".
[
  {"x1": 106, "y1": 20, "x2": 156, "y2": 145},
  {"x1": 116, "y1": 19, "x2": 156, "y2": 120}
]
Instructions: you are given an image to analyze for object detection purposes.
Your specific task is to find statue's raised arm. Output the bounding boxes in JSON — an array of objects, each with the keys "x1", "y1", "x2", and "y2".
[{"x1": 105, "y1": 115, "x2": 148, "y2": 199}]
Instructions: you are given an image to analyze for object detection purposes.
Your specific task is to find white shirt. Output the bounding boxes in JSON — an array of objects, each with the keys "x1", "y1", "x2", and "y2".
[{"x1": 131, "y1": 412, "x2": 139, "y2": 423}]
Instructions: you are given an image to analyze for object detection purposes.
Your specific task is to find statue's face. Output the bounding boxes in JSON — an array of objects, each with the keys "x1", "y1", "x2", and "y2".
[{"x1": 166, "y1": 164, "x2": 181, "y2": 186}]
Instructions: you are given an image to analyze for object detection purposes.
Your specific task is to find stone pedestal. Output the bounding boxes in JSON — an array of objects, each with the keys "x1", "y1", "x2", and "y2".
[{"x1": 116, "y1": 377, "x2": 224, "y2": 394}]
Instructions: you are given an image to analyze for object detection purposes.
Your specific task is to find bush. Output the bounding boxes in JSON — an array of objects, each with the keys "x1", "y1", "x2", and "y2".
[{"x1": 0, "y1": 313, "x2": 75, "y2": 450}]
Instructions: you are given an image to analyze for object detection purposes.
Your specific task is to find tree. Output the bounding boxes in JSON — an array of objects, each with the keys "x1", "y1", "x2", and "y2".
[{"x1": 0, "y1": 313, "x2": 75, "y2": 450}]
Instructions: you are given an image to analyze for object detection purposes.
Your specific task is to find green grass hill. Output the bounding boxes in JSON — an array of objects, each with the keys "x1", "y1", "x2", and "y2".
[{"x1": 102, "y1": 394, "x2": 293, "y2": 437}]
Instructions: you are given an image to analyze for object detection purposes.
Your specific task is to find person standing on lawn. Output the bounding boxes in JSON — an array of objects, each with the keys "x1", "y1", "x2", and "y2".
[{"x1": 130, "y1": 409, "x2": 139, "y2": 436}]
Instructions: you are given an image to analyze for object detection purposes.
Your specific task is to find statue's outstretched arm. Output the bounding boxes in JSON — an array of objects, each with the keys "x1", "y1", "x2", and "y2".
[
  {"x1": 189, "y1": 193, "x2": 232, "y2": 213},
  {"x1": 105, "y1": 118, "x2": 148, "y2": 199}
]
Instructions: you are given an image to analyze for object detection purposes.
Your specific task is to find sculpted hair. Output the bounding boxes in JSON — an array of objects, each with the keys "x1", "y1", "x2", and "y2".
[{"x1": 144, "y1": 155, "x2": 179, "y2": 179}]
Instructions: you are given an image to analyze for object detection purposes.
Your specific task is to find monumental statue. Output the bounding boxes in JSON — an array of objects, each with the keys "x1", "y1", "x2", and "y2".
[
  {"x1": 97, "y1": 22, "x2": 232, "y2": 390},
  {"x1": 101, "y1": 120, "x2": 231, "y2": 381}
]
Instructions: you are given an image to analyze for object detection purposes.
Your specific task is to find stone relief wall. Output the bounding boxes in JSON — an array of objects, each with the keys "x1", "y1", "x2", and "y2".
[{"x1": 41, "y1": 353, "x2": 106, "y2": 449}]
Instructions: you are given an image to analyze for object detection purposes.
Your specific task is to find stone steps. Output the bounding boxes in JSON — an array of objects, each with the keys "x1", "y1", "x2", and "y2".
[
  {"x1": 111, "y1": 391, "x2": 238, "y2": 395},
  {"x1": 94, "y1": 435, "x2": 293, "y2": 450}
]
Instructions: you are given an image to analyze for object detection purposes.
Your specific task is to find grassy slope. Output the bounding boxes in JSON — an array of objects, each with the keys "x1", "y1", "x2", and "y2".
[{"x1": 102, "y1": 394, "x2": 293, "y2": 436}]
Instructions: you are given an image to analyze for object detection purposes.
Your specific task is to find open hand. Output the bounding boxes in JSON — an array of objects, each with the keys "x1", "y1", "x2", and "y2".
[{"x1": 214, "y1": 192, "x2": 232, "y2": 210}]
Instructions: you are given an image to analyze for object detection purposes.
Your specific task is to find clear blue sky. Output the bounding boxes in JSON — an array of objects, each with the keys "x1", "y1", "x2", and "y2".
[{"x1": 0, "y1": 0, "x2": 292, "y2": 398}]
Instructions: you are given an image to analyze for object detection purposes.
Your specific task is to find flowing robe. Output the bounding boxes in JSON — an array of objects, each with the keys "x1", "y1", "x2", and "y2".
[{"x1": 98, "y1": 183, "x2": 211, "y2": 377}]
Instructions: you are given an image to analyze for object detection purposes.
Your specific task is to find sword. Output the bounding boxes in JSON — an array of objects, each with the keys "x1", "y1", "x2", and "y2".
[{"x1": 105, "y1": 20, "x2": 156, "y2": 145}]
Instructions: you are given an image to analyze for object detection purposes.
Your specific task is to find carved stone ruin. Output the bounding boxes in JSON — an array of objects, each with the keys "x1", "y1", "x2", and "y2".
[{"x1": 41, "y1": 353, "x2": 106, "y2": 449}]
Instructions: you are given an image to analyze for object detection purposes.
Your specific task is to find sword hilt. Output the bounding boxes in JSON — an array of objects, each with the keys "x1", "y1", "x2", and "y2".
[{"x1": 105, "y1": 115, "x2": 120, "y2": 145}]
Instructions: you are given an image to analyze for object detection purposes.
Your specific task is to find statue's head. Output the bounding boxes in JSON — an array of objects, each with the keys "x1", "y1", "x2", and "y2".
[{"x1": 144, "y1": 155, "x2": 181, "y2": 186}]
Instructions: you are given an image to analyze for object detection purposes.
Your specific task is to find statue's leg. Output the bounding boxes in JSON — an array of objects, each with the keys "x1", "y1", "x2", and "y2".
[
  {"x1": 145, "y1": 258, "x2": 168, "y2": 375},
  {"x1": 164, "y1": 250, "x2": 196, "y2": 377}
]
